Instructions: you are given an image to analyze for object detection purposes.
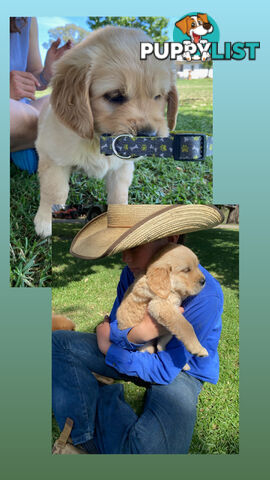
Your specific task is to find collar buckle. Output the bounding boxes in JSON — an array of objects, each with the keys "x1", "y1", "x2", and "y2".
[{"x1": 112, "y1": 134, "x2": 134, "y2": 159}]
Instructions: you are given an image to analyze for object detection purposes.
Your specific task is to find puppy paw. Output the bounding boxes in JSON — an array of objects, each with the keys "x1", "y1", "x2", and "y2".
[
  {"x1": 183, "y1": 363, "x2": 190, "y2": 371},
  {"x1": 201, "y1": 52, "x2": 210, "y2": 62},
  {"x1": 139, "y1": 342, "x2": 156, "y2": 354},
  {"x1": 34, "y1": 212, "x2": 52, "y2": 238},
  {"x1": 197, "y1": 347, "x2": 208, "y2": 357}
]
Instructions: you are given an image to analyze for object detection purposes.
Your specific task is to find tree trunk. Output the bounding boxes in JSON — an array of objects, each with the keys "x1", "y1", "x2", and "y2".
[{"x1": 227, "y1": 205, "x2": 239, "y2": 224}]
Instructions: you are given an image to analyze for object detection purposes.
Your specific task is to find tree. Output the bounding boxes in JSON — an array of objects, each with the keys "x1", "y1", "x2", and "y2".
[
  {"x1": 87, "y1": 17, "x2": 169, "y2": 42},
  {"x1": 227, "y1": 205, "x2": 239, "y2": 224},
  {"x1": 216, "y1": 205, "x2": 239, "y2": 224},
  {"x1": 42, "y1": 24, "x2": 89, "y2": 49},
  {"x1": 202, "y1": 60, "x2": 213, "y2": 78}
]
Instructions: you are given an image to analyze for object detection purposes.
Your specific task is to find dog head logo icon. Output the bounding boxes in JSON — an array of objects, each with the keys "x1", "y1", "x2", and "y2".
[
  {"x1": 175, "y1": 13, "x2": 214, "y2": 44},
  {"x1": 175, "y1": 13, "x2": 214, "y2": 43},
  {"x1": 174, "y1": 13, "x2": 216, "y2": 61}
]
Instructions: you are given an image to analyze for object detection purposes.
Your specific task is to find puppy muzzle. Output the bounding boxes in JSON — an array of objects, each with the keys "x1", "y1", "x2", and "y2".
[
  {"x1": 199, "y1": 277, "x2": 206, "y2": 286},
  {"x1": 137, "y1": 128, "x2": 157, "y2": 137}
]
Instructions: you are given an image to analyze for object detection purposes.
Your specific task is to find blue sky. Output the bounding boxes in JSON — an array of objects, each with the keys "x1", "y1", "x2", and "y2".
[
  {"x1": 37, "y1": 16, "x2": 176, "y2": 62},
  {"x1": 37, "y1": 17, "x2": 90, "y2": 61}
]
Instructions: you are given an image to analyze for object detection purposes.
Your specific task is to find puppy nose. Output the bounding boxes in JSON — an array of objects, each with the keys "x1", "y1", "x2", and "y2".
[
  {"x1": 199, "y1": 277, "x2": 206, "y2": 286},
  {"x1": 204, "y1": 23, "x2": 212, "y2": 30},
  {"x1": 137, "y1": 128, "x2": 157, "y2": 137}
]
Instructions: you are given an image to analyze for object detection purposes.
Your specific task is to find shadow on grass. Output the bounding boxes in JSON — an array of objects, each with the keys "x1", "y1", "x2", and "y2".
[
  {"x1": 52, "y1": 222, "x2": 124, "y2": 288},
  {"x1": 175, "y1": 111, "x2": 213, "y2": 135},
  {"x1": 186, "y1": 228, "x2": 239, "y2": 291},
  {"x1": 52, "y1": 223, "x2": 239, "y2": 291}
]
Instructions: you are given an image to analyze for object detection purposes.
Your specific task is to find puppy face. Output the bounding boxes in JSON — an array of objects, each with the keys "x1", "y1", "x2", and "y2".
[
  {"x1": 146, "y1": 244, "x2": 205, "y2": 299},
  {"x1": 51, "y1": 26, "x2": 178, "y2": 139},
  {"x1": 169, "y1": 247, "x2": 205, "y2": 297},
  {"x1": 176, "y1": 14, "x2": 213, "y2": 43}
]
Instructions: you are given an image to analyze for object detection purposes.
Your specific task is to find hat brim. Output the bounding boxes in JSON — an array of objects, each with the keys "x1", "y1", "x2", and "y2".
[{"x1": 70, "y1": 204, "x2": 224, "y2": 260}]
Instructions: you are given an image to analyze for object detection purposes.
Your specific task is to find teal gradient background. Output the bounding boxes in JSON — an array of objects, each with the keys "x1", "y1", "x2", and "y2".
[{"x1": 2, "y1": 0, "x2": 269, "y2": 478}]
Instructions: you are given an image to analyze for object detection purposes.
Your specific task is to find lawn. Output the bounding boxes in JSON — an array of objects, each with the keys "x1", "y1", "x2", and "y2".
[
  {"x1": 10, "y1": 162, "x2": 52, "y2": 287},
  {"x1": 52, "y1": 222, "x2": 239, "y2": 454},
  {"x1": 10, "y1": 78, "x2": 213, "y2": 287}
]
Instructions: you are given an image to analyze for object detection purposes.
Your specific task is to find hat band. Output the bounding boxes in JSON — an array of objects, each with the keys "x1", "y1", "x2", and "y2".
[{"x1": 107, "y1": 204, "x2": 169, "y2": 228}]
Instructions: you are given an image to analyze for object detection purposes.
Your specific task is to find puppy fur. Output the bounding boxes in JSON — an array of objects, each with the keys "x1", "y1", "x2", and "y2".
[
  {"x1": 52, "y1": 314, "x2": 76, "y2": 331},
  {"x1": 34, "y1": 26, "x2": 178, "y2": 238},
  {"x1": 117, "y1": 243, "x2": 208, "y2": 357}
]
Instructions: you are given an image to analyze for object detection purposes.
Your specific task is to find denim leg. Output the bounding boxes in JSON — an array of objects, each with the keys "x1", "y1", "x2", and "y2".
[
  {"x1": 53, "y1": 331, "x2": 202, "y2": 453},
  {"x1": 52, "y1": 330, "x2": 123, "y2": 445},
  {"x1": 95, "y1": 371, "x2": 203, "y2": 454}
]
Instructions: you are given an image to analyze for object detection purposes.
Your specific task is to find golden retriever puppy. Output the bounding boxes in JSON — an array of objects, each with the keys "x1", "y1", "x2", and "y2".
[
  {"x1": 117, "y1": 243, "x2": 208, "y2": 357},
  {"x1": 34, "y1": 26, "x2": 178, "y2": 237},
  {"x1": 52, "y1": 314, "x2": 76, "y2": 331}
]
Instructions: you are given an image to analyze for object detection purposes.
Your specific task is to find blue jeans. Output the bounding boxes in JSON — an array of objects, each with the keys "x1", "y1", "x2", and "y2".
[{"x1": 52, "y1": 330, "x2": 203, "y2": 454}]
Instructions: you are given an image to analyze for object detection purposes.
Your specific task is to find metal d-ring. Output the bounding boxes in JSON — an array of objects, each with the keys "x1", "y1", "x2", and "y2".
[{"x1": 112, "y1": 134, "x2": 134, "y2": 159}]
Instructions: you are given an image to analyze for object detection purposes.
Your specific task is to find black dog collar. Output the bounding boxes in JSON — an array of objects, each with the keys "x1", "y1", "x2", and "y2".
[{"x1": 100, "y1": 132, "x2": 213, "y2": 162}]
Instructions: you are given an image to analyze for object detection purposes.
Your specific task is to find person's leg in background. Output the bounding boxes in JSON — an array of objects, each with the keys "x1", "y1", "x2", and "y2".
[{"x1": 10, "y1": 96, "x2": 49, "y2": 151}]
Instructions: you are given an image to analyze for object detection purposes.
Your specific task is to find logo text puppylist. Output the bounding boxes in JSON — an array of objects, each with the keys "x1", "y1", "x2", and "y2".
[{"x1": 140, "y1": 13, "x2": 260, "y2": 62}]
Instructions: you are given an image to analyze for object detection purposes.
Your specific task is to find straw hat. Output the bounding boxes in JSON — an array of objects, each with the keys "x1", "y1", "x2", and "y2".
[{"x1": 70, "y1": 204, "x2": 223, "y2": 260}]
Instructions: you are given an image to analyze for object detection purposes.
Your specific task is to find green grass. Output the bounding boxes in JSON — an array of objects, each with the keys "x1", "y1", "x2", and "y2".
[
  {"x1": 52, "y1": 223, "x2": 239, "y2": 454},
  {"x1": 10, "y1": 162, "x2": 52, "y2": 287},
  {"x1": 10, "y1": 78, "x2": 212, "y2": 287}
]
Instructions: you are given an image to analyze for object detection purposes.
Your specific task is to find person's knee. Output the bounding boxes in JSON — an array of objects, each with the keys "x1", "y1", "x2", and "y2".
[
  {"x1": 52, "y1": 330, "x2": 74, "y2": 353},
  {"x1": 10, "y1": 101, "x2": 39, "y2": 150},
  {"x1": 52, "y1": 330, "x2": 99, "y2": 357}
]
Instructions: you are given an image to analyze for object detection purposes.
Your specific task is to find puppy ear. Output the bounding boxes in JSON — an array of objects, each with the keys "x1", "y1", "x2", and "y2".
[
  {"x1": 50, "y1": 60, "x2": 94, "y2": 139},
  {"x1": 167, "y1": 85, "x2": 179, "y2": 130},
  {"x1": 147, "y1": 266, "x2": 171, "y2": 299},
  {"x1": 175, "y1": 17, "x2": 190, "y2": 35},
  {"x1": 198, "y1": 13, "x2": 209, "y2": 24},
  {"x1": 52, "y1": 314, "x2": 75, "y2": 331}
]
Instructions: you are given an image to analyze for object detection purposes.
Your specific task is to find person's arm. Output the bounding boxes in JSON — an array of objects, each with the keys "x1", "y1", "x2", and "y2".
[
  {"x1": 108, "y1": 267, "x2": 140, "y2": 350},
  {"x1": 26, "y1": 18, "x2": 43, "y2": 78},
  {"x1": 96, "y1": 318, "x2": 187, "y2": 384}
]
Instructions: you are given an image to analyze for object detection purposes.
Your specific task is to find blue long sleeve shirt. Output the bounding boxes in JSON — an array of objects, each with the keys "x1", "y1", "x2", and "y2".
[{"x1": 106, "y1": 265, "x2": 223, "y2": 385}]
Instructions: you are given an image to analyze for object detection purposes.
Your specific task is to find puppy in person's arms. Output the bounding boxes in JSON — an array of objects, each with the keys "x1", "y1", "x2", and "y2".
[
  {"x1": 34, "y1": 26, "x2": 178, "y2": 238},
  {"x1": 117, "y1": 243, "x2": 208, "y2": 359}
]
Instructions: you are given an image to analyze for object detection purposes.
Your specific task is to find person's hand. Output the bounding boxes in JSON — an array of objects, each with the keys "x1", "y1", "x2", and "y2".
[
  {"x1": 42, "y1": 38, "x2": 72, "y2": 83},
  {"x1": 10, "y1": 70, "x2": 40, "y2": 101},
  {"x1": 127, "y1": 307, "x2": 184, "y2": 344},
  {"x1": 96, "y1": 317, "x2": 112, "y2": 355}
]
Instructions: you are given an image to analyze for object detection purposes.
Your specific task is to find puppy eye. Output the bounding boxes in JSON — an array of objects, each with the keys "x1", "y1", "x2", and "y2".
[
  {"x1": 154, "y1": 95, "x2": 162, "y2": 100},
  {"x1": 104, "y1": 92, "x2": 127, "y2": 104},
  {"x1": 191, "y1": 22, "x2": 196, "y2": 27},
  {"x1": 198, "y1": 20, "x2": 203, "y2": 25},
  {"x1": 182, "y1": 267, "x2": 191, "y2": 273}
]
